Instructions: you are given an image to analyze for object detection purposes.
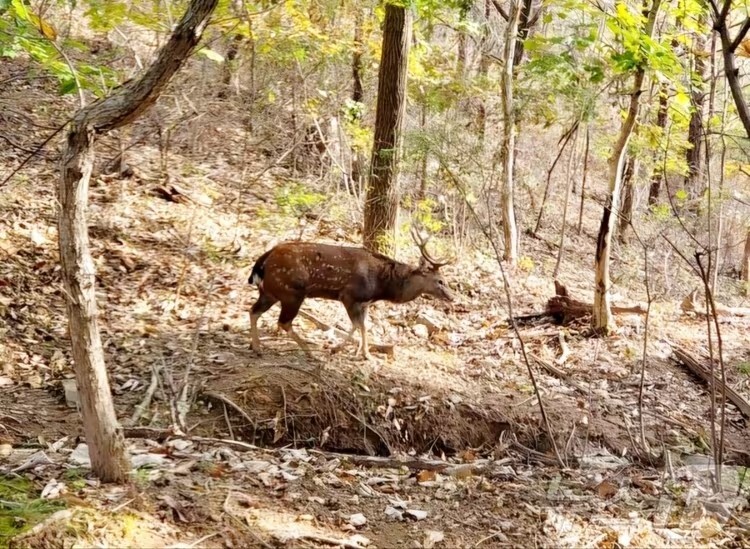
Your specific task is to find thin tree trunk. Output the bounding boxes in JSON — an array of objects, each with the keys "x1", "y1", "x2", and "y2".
[
  {"x1": 418, "y1": 101, "x2": 428, "y2": 202},
  {"x1": 742, "y1": 229, "x2": 750, "y2": 294},
  {"x1": 533, "y1": 123, "x2": 577, "y2": 235},
  {"x1": 350, "y1": 7, "x2": 365, "y2": 195},
  {"x1": 577, "y1": 125, "x2": 590, "y2": 234},
  {"x1": 685, "y1": 18, "x2": 708, "y2": 199},
  {"x1": 553, "y1": 127, "x2": 579, "y2": 278},
  {"x1": 363, "y1": 3, "x2": 412, "y2": 253},
  {"x1": 593, "y1": 0, "x2": 661, "y2": 334},
  {"x1": 476, "y1": 0, "x2": 492, "y2": 145},
  {"x1": 58, "y1": 0, "x2": 218, "y2": 483},
  {"x1": 499, "y1": 1, "x2": 522, "y2": 263},
  {"x1": 648, "y1": 85, "x2": 669, "y2": 205},
  {"x1": 617, "y1": 153, "x2": 638, "y2": 244}
]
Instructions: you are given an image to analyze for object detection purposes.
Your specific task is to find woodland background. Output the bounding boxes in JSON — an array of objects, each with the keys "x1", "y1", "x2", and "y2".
[{"x1": 0, "y1": 0, "x2": 749, "y2": 547}]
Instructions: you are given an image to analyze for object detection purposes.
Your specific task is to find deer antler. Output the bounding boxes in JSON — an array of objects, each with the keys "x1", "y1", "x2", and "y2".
[{"x1": 410, "y1": 226, "x2": 453, "y2": 268}]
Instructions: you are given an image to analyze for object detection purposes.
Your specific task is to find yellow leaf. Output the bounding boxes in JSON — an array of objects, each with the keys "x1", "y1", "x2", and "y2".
[
  {"x1": 28, "y1": 13, "x2": 57, "y2": 40},
  {"x1": 737, "y1": 39, "x2": 750, "y2": 58}
]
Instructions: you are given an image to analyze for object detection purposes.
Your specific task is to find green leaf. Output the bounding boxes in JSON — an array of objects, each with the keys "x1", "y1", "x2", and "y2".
[
  {"x1": 59, "y1": 77, "x2": 78, "y2": 95},
  {"x1": 197, "y1": 48, "x2": 224, "y2": 63}
]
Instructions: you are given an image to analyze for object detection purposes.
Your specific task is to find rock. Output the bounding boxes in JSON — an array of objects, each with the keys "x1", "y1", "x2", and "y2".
[
  {"x1": 349, "y1": 513, "x2": 367, "y2": 527},
  {"x1": 412, "y1": 324, "x2": 430, "y2": 338}
]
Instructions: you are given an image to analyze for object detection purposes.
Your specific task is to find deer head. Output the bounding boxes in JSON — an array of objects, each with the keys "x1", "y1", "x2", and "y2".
[{"x1": 409, "y1": 227, "x2": 455, "y2": 302}]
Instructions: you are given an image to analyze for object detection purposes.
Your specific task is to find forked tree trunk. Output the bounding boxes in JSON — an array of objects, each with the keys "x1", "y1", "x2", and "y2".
[
  {"x1": 712, "y1": 7, "x2": 750, "y2": 140},
  {"x1": 58, "y1": 0, "x2": 218, "y2": 483},
  {"x1": 500, "y1": 0, "x2": 522, "y2": 263},
  {"x1": 593, "y1": 0, "x2": 661, "y2": 334},
  {"x1": 363, "y1": 3, "x2": 412, "y2": 253}
]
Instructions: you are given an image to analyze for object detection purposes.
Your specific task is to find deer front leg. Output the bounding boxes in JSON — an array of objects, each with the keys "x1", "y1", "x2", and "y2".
[{"x1": 250, "y1": 291, "x2": 277, "y2": 356}]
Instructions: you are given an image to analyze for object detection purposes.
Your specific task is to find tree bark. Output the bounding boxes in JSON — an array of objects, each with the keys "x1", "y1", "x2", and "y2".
[
  {"x1": 648, "y1": 85, "x2": 668, "y2": 205},
  {"x1": 710, "y1": 4, "x2": 750, "y2": 139},
  {"x1": 58, "y1": 0, "x2": 218, "y2": 483},
  {"x1": 742, "y1": 228, "x2": 750, "y2": 294},
  {"x1": 617, "y1": 153, "x2": 638, "y2": 244},
  {"x1": 350, "y1": 7, "x2": 365, "y2": 194},
  {"x1": 685, "y1": 20, "x2": 707, "y2": 199},
  {"x1": 363, "y1": 3, "x2": 412, "y2": 253},
  {"x1": 593, "y1": 0, "x2": 661, "y2": 334},
  {"x1": 500, "y1": 0, "x2": 522, "y2": 263}
]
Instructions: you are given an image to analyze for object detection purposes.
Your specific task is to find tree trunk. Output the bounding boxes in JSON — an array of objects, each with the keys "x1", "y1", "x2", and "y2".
[
  {"x1": 742, "y1": 228, "x2": 750, "y2": 294},
  {"x1": 58, "y1": 0, "x2": 218, "y2": 483},
  {"x1": 593, "y1": 0, "x2": 661, "y2": 334},
  {"x1": 513, "y1": 0, "x2": 536, "y2": 67},
  {"x1": 500, "y1": 0, "x2": 522, "y2": 263},
  {"x1": 648, "y1": 85, "x2": 668, "y2": 205},
  {"x1": 553, "y1": 127, "x2": 579, "y2": 278},
  {"x1": 713, "y1": 11, "x2": 750, "y2": 140},
  {"x1": 617, "y1": 153, "x2": 638, "y2": 244},
  {"x1": 685, "y1": 21, "x2": 707, "y2": 199},
  {"x1": 577, "y1": 125, "x2": 590, "y2": 234},
  {"x1": 363, "y1": 3, "x2": 412, "y2": 253},
  {"x1": 476, "y1": 0, "x2": 492, "y2": 144},
  {"x1": 350, "y1": 8, "x2": 365, "y2": 195}
]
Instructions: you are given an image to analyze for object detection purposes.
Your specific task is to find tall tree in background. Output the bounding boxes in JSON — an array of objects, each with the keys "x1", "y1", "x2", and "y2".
[
  {"x1": 58, "y1": 0, "x2": 219, "y2": 482},
  {"x1": 363, "y1": 2, "x2": 413, "y2": 253},
  {"x1": 499, "y1": 0, "x2": 522, "y2": 263},
  {"x1": 684, "y1": 16, "x2": 708, "y2": 198},
  {"x1": 709, "y1": 0, "x2": 750, "y2": 139},
  {"x1": 593, "y1": 0, "x2": 662, "y2": 334}
]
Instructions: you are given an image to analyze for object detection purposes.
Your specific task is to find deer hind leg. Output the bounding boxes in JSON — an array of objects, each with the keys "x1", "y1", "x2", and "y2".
[
  {"x1": 343, "y1": 302, "x2": 371, "y2": 360},
  {"x1": 250, "y1": 291, "x2": 277, "y2": 355},
  {"x1": 278, "y1": 298, "x2": 313, "y2": 355}
]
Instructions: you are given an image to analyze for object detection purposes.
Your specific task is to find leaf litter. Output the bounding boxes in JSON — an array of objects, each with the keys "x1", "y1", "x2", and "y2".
[{"x1": 0, "y1": 55, "x2": 749, "y2": 548}]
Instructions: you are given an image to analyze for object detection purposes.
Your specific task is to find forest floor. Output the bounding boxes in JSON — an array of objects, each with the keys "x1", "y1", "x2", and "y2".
[{"x1": 1, "y1": 59, "x2": 750, "y2": 548}]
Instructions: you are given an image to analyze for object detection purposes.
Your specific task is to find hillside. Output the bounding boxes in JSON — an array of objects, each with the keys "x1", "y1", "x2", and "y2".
[{"x1": 1, "y1": 1, "x2": 750, "y2": 548}]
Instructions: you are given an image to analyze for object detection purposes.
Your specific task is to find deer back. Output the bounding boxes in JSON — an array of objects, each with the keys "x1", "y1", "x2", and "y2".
[{"x1": 254, "y1": 241, "x2": 452, "y2": 304}]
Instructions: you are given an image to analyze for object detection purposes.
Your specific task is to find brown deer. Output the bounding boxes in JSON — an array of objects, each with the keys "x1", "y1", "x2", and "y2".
[{"x1": 248, "y1": 230, "x2": 453, "y2": 360}]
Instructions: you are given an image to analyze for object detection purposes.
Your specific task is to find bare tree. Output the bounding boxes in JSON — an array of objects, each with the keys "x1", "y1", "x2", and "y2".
[
  {"x1": 58, "y1": 0, "x2": 219, "y2": 482},
  {"x1": 363, "y1": 2, "x2": 413, "y2": 253},
  {"x1": 593, "y1": 0, "x2": 661, "y2": 334},
  {"x1": 709, "y1": 1, "x2": 750, "y2": 139},
  {"x1": 499, "y1": 0, "x2": 522, "y2": 263}
]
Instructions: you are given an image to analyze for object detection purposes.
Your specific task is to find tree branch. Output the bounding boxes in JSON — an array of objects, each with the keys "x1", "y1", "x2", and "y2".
[
  {"x1": 729, "y1": 17, "x2": 750, "y2": 52},
  {"x1": 490, "y1": 0, "x2": 509, "y2": 21}
]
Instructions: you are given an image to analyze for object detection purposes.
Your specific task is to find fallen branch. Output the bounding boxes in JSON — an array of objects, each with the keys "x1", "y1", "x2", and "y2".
[
  {"x1": 8, "y1": 510, "x2": 73, "y2": 547},
  {"x1": 514, "y1": 282, "x2": 646, "y2": 325},
  {"x1": 530, "y1": 353, "x2": 590, "y2": 394},
  {"x1": 308, "y1": 449, "x2": 511, "y2": 475},
  {"x1": 672, "y1": 346, "x2": 750, "y2": 418},
  {"x1": 681, "y1": 289, "x2": 750, "y2": 317},
  {"x1": 546, "y1": 294, "x2": 646, "y2": 322}
]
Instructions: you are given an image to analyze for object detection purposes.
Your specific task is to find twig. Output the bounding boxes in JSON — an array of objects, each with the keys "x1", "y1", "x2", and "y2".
[
  {"x1": 443, "y1": 163, "x2": 566, "y2": 468},
  {"x1": 294, "y1": 534, "x2": 369, "y2": 549},
  {"x1": 201, "y1": 391, "x2": 256, "y2": 428},
  {"x1": 6, "y1": 510, "x2": 73, "y2": 543},
  {"x1": 128, "y1": 363, "x2": 161, "y2": 426}
]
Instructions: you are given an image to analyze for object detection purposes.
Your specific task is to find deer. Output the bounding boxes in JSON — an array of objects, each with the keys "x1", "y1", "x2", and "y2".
[{"x1": 247, "y1": 229, "x2": 454, "y2": 360}]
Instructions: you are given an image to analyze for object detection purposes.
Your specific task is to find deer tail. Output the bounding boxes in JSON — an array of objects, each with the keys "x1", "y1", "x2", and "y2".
[{"x1": 249, "y1": 248, "x2": 273, "y2": 286}]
